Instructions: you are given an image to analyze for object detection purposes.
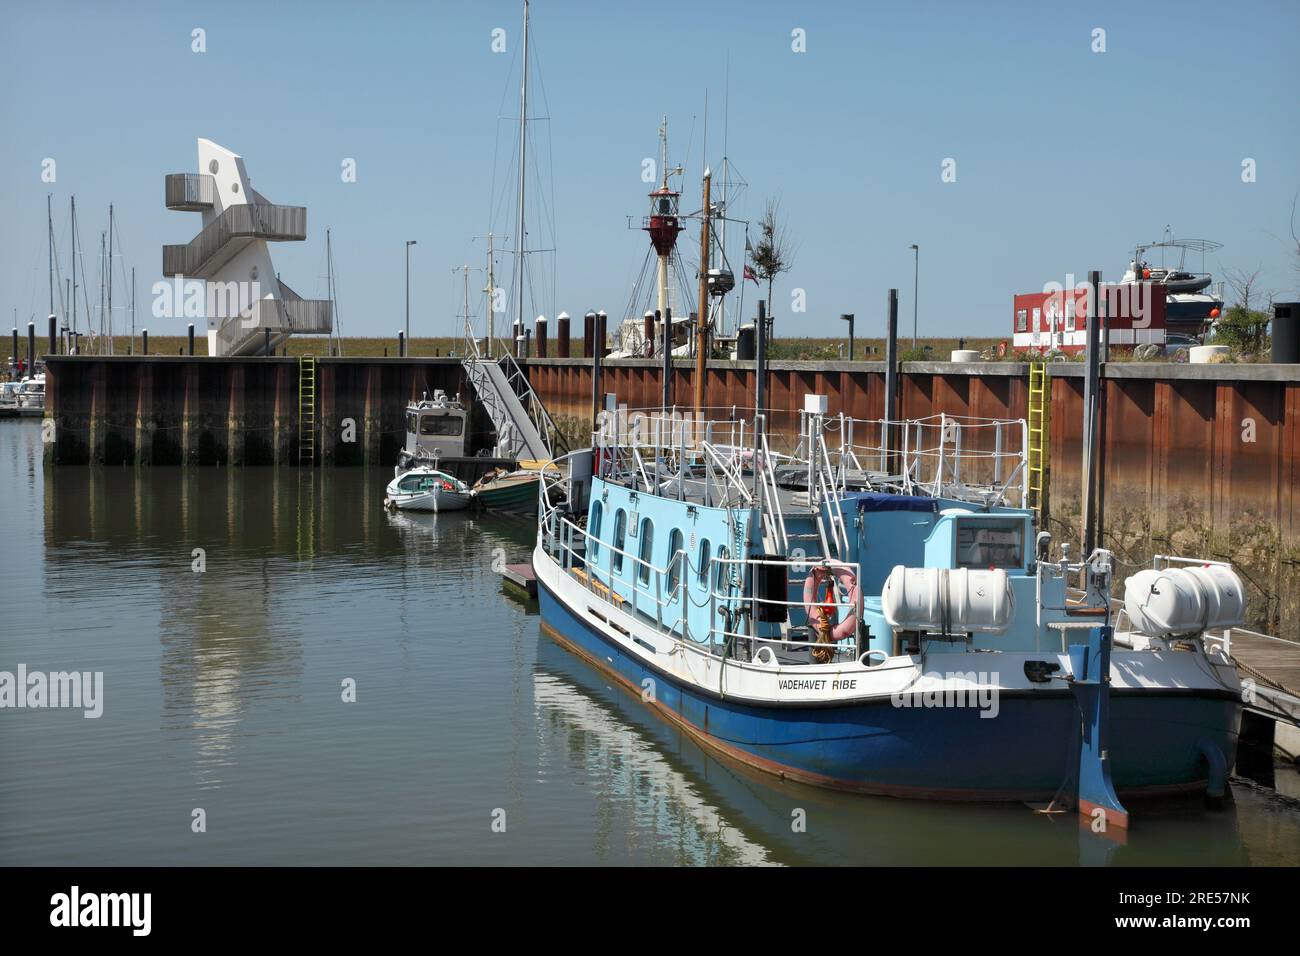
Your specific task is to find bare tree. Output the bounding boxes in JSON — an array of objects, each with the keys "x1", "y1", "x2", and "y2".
[
  {"x1": 748, "y1": 198, "x2": 795, "y2": 315},
  {"x1": 1217, "y1": 264, "x2": 1270, "y2": 354},
  {"x1": 1291, "y1": 190, "x2": 1300, "y2": 294},
  {"x1": 1224, "y1": 264, "x2": 1263, "y2": 313}
]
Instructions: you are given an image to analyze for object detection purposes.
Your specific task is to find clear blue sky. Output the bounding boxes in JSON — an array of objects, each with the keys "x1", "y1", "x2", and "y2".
[{"x1": 2, "y1": 0, "x2": 1298, "y2": 341}]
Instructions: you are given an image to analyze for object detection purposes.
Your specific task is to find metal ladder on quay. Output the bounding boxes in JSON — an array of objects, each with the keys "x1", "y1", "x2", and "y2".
[
  {"x1": 298, "y1": 355, "x2": 317, "y2": 466},
  {"x1": 1027, "y1": 361, "x2": 1050, "y2": 524}
]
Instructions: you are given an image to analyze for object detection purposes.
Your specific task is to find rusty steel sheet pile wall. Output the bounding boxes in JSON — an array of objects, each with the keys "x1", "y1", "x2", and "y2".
[
  {"x1": 45, "y1": 356, "x2": 479, "y2": 467},
  {"x1": 42, "y1": 355, "x2": 1298, "y2": 637}
]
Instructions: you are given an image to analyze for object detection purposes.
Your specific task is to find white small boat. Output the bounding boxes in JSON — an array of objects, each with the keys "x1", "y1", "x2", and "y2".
[{"x1": 384, "y1": 467, "x2": 471, "y2": 512}]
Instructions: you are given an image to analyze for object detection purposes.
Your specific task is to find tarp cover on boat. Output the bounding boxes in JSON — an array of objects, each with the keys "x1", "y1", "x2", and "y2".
[{"x1": 845, "y1": 492, "x2": 938, "y2": 513}]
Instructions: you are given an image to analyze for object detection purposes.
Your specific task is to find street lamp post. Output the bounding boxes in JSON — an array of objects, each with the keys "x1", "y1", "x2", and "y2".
[
  {"x1": 909, "y1": 244, "x2": 919, "y2": 350},
  {"x1": 405, "y1": 240, "x2": 418, "y2": 348}
]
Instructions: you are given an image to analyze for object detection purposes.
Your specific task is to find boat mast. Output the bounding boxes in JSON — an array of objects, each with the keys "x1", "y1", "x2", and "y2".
[
  {"x1": 694, "y1": 168, "x2": 711, "y2": 431},
  {"x1": 47, "y1": 195, "x2": 54, "y2": 322},
  {"x1": 98, "y1": 232, "x2": 105, "y2": 350},
  {"x1": 326, "y1": 227, "x2": 343, "y2": 356},
  {"x1": 107, "y1": 204, "x2": 114, "y2": 355},
  {"x1": 513, "y1": 0, "x2": 530, "y2": 359},
  {"x1": 70, "y1": 197, "x2": 77, "y2": 340},
  {"x1": 485, "y1": 232, "x2": 496, "y2": 357}
]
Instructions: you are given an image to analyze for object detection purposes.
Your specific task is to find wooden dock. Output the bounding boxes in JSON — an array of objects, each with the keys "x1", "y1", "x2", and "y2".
[
  {"x1": 1230, "y1": 630, "x2": 1300, "y2": 697},
  {"x1": 500, "y1": 561, "x2": 538, "y2": 600}
]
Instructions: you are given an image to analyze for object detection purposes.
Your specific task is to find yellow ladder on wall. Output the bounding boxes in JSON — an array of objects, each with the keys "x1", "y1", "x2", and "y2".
[
  {"x1": 1027, "y1": 361, "x2": 1049, "y2": 523},
  {"x1": 298, "y1": 355, "x2": 316, "y2": 466}
]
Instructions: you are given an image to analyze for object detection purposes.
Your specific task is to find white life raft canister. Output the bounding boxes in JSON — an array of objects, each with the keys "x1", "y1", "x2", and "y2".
[
  {"x1": 1124, "y1": 565, "x2": 1246, "y2": 637},
  {"x1": 881, "y1": 566, "x2": 1014, "y2": 634}
]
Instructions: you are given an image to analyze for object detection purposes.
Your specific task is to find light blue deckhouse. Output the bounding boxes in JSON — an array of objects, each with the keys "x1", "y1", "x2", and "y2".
[{"x1": 533, "y1": 404, "x2": 1244, "y2": 826}]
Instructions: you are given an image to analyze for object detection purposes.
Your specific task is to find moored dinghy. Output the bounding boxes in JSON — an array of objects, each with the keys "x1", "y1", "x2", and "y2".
[{"x1": 384, "y1": 466, "x2": 471, "y2": 512}]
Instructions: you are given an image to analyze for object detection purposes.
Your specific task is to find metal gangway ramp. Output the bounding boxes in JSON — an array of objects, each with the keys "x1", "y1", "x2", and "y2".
[{"x1": 461, "y1": 341, "x2": 568, "y2": 464}]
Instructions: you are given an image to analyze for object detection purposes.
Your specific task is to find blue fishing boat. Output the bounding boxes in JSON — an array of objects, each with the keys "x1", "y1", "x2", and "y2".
[{"x1": 532, "y1": 403, "x2": 1245, "y2": 828}]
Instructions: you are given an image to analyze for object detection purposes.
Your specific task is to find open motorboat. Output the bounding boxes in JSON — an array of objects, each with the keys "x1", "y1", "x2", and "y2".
[{"x1": 384, "y1": 466, "x2": 471, "y2": 512}]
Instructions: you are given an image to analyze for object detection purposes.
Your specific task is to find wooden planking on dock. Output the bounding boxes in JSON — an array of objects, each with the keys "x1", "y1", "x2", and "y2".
[
  {"x1": 1230, "y1": 631, "x2": 1300, "y2": 696},
  {"x1": 500, "y1": 561, "x2": 538, "y2": 600}
]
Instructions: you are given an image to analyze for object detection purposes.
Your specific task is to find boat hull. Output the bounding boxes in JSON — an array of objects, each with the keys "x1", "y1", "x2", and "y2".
[
  {"x1": 474, "y1": 474, "x2": 541, "y2": 512},
  {"x1": 387, "y1": 489, "x2": 471, "y2": 512},
  {"x1": 535, "y1": 559, "x2": 1240, "y2": 801}
]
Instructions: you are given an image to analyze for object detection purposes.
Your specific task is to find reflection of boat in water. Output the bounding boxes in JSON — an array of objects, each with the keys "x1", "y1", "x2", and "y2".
[
  {"x1": 534, "y1": 631, "x2": 1248, "y2": 865},
  {"x1": 384, "y1": 466, "x2": 471, "y2": 512},
  {"x1": 533, "y1": 405, "x2": 1245, "y2": 827}
]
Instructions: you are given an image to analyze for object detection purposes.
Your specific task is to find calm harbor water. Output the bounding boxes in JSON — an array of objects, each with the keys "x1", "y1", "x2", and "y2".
[{"x1": 2, "y1": 419, "x2": 1298, "y2": 866}]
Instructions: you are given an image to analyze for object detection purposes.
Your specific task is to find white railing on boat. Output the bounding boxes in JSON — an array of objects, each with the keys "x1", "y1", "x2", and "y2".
[
  {"x1": 540, "y1": 494, "x2": 863, "y2": 666},
  {"x1": 815, "y1": 413, "x2": 1029, "y2": 508}
]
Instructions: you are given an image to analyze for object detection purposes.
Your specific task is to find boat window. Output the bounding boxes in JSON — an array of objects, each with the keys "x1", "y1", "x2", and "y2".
[
  {"x1": 666, "y1": 530, "x2": 684, "y2": 592},
  {"x1": 398, "y1": 474, "x2": 423, "y2": 491},
  {"x1": 955, "y1": 519, "x2": 1024, "y2": 570},
  {"x1": 613, "y1": 509, "x2": 627, "y2": 572},
  {"x1": 696, "y1": 539, "x2": 710, "y2": 589},
  {"x1": 588, "y1": 502, "x2": 603, "y2": 558},
  {"x1": 638, "y1": 518, "x2": 654, "y2": 585},
  {"x1": 420, "y1": 414, "x2": 463, "y2": 437},
  {"x1": 716, "y1": 546, "x2": 730, "y2": 592}
]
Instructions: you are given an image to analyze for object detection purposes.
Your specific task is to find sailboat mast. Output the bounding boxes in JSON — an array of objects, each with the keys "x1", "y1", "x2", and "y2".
[
  {"x1": 107, "y1": 204, "x2": 114, "y2": 354},
  {"x1": 70, "y1": 197, "x2": 77, "y2": 338},
  {"x1": 47, "y1": 195, "x2": 54, "y2": 320},
  {"x1": 98, "y1": 232, "x2": 105, "y2": 350},
  {"x1": 513, "y1": 0, "x2": 529, "y2": 358},
  {"x1": 486, "y1": 232, "x2": 496, "y2": 358}
]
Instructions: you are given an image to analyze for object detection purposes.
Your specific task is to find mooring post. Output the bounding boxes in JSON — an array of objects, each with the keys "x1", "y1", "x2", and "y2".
[
  {"x1": 591, "y1": 312, "x2": 604, "y2": 455},
  {"x1": 557, "y1": 312, "x2": 570, "y2": 358},
  {"x1": 142, "y1": 329, "x2": 149, "y2": 356},
  {"x1": 884, "y1": 290, "x2": 900, "y2": 472},
  {"x1": 1082, "y1": 270, "x2": 1102, "y2": 559},
  {"x1": 756, "y1": 299, "x2": 768, "y2": 424},
  {"x1": 841, "y1": 313, "x2": 854, "y2": 361},
  {"x1": 583, "y1": 311, "x2": 595, "y2": 359},
  {"x1": 27, "y1": 322, "x2": 35, "y2": 372},
  {"x1": 535, "y1": 315, "x2": 547, "y2": 358},
  {"x1": 48, "y1": 314, "x2": 56, "y2": 356},
  {"x1": 264, "y1": 327, "x2": 271, "y2": 357},
  {"x1": 10, "y1": 328, "x2": 18, "y2": 375},
  {"x1": 187, "y1": 323, "x2": 195, "y2": 356},
  {"x1": 398, "y1": 330, "x2": 406, "y2": 358}
]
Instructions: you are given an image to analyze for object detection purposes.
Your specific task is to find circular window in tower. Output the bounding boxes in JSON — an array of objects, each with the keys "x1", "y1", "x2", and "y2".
[
  {"x1": 230, "y1": 182, "x2": 240, "y2": 194},
  {"x1": 208, "y1": 159, "x2": 219, "y2": 175}
]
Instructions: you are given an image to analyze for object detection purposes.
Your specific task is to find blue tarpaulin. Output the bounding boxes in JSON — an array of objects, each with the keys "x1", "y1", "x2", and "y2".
[{"x1": 845, "y1": 492, "x2": 938, "y2": 514}]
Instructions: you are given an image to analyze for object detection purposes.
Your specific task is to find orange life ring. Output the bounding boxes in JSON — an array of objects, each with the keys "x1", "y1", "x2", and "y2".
[{"x1": 802, "y1": 565, "x2": 860, "y2": 642}]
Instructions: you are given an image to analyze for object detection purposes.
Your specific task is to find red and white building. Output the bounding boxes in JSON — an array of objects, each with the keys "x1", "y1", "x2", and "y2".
[{"x1": 1011, "y1": 282, "x2": 1167, "y2": 354}]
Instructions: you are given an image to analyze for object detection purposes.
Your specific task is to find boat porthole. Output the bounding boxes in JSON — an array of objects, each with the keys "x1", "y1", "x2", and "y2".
[{"x1": 754, "y1": 646, "x2": 776, "y2": 666}]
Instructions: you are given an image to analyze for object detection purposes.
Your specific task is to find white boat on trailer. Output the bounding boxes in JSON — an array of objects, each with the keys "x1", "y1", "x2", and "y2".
[{"x1": 531, "y1": 402, "x2": 1246, "y2": 831}]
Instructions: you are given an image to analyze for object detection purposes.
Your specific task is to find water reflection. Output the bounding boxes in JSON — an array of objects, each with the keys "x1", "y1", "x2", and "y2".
[{"x1": 533, "y1": 634, "x2": 1261, "y2": 866}]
